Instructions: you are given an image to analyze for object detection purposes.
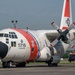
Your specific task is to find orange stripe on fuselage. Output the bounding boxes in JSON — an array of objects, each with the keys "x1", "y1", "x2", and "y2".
[
  {"x1": 64, "y1": 0, "x2": 70, "y2": 17},
  {"x1": 12, "y1": 28, "x2": 38, "y2": 62}
]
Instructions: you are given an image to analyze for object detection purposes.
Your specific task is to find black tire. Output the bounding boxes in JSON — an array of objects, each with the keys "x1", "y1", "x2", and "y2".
[
  {"x1": 47, "y1": 57, "x2": 53, "y2": 67},
  {"x1": 48, "y1": 63, "x2": 58, "y2": 67},
  {"x1": 2, "y1": 62, "x2": 7, "y2": 68},
  {"x1": 16, "y1": 62, "x2": 26, "y2": 67},
  {"x1": 52, "y1": 63, "x2": 58, "y2": 67},
  {"x1": 2, "y1": 62, "x2": 10, "y2": 68},
  {"x1": 48, "y1": 62, "x2": 52, "y2": 67}
]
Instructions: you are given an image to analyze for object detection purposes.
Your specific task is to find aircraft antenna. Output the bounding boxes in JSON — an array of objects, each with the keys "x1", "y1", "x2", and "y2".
[{"x1": 11, "y1": 20, "x2": 18, "y2": 28}]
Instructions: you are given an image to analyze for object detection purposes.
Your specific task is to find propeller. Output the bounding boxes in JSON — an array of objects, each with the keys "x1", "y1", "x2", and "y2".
[{"x1": 50, "y1": 22, "x2": 75, "y2": 47}]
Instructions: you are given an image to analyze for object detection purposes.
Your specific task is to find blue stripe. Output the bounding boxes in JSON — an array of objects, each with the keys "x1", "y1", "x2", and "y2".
[{"x1": 28, "y1": 31, "x2": 40, "y2": 58}]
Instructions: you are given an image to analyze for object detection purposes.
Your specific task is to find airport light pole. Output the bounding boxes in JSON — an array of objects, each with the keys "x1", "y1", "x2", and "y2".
[{"x1": 11, "y1": 20, "x2": 18, "y2": 28}]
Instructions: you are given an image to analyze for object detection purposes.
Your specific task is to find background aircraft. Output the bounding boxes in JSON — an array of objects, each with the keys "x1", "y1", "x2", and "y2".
[{"x1": 0, "y1": 0, "x2": 75, "y2": 68}]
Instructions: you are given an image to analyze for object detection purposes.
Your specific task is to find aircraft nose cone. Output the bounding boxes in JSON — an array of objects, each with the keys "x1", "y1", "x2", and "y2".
[{"x1": 0, "y1": 42, "x2": 8, "y2": 59}]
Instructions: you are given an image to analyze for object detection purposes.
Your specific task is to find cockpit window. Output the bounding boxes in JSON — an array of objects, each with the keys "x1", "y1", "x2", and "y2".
[
  {"x1": 9, "y1": 32, "x2": 18, "y2": 39},
  {"x1": 14, "y1": 35, "x2": 17, "y2": 38},
  {"x1": 0, "y1": 33, "x2": 8, "y2": 37},
  {"x1": 0, "y1": 32, "x2": 18, "y2": 39},
  {"x1": 0, "y1": 34, "x2": 3, "y2": 37},
  {"x1": 9, "y1": 35, "x2": 12, "y2": 38},
  {"x1": 4, "y1": 34, "x2": 8, "y2": 37},
  {"x1": 12, "y1": 35, "x2": 15, "y2": 38}
]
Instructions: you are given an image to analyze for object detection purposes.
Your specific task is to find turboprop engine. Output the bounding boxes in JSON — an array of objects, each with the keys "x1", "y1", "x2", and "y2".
[
  {"x1": 50, "y1": 22, "x2": 75, "y2": 47},
  {"x1": 37, "y1": 47, "x2": 57, "y2": 61}
]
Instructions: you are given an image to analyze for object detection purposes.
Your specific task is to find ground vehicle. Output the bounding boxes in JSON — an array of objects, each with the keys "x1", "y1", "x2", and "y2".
[{"x1": 68, "y1": 52, "x2": 75, "y2": 62}]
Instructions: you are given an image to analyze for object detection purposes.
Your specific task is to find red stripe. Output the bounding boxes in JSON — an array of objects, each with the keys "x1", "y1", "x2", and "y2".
[
  {"x1": 64, "y1": 0, "x2": 70, "y2": 17},
  {"x1": 62, "y1": 26, "x2": 68, "y2": 30},
  {"x1": 11, "y1": 28, "x2": 38, "y2": 61},
  {"x1": 71, "y1": 45, "x2": 75, "y2": 48}
]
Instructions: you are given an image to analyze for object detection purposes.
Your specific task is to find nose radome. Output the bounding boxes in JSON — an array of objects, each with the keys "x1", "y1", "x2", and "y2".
[{"x1": 0, "y1": 42, "x2": 8, "y2": 59}]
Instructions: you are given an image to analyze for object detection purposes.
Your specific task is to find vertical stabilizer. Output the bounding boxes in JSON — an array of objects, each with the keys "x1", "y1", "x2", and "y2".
[{"x1": 60, "y1": 0, "x2": 72, "y2": 30}]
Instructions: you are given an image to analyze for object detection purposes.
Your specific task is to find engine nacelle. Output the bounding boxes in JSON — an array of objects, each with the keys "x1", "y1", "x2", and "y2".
[
  {"x1": 36, "y1": 46, "x2": 58, "y2": 62},
  {"x1": 36, "y1": 47, "x2": 51, "y2": 61},
  {"x1": 48, "y1": 47, "x2": 60, "y2": 63},
  {"x1": 51, "y1": 55, "x2": 60, "y2": 64},
  {"x1": 50, "y1": 47, "x2": 57, "y2": 55}
]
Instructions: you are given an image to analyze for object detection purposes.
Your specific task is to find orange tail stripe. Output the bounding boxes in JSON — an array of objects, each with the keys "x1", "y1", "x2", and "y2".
[{"x1": 64, "y1": 0, "x2": 70, "y2": 17}]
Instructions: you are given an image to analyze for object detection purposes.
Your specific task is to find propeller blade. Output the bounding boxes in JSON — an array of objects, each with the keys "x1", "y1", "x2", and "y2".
[
  {"x1": 50, "y1": 22, "x2": 75, "y2": 47},
  {"x1": 62, "y1": 23, "x2": 75, "y2": 38},
  {"x1": 50, "y1": 39, "x2": 58, "y2": 47},
  {"x1": 67, "y1": 40, "x2": 75, "y2": 48},
  {"x1": 51, "y1": 22, "x2": 62, "y2": 34},
  {"x1": 71, "y1": 44, "x2": 75, "y2": 48},
  {"x1": 65, "y1": 34, "x2": 75, "y2": 48},
  {"x1": 68, "y1": 23, "x2": 75, "y2": 30}
]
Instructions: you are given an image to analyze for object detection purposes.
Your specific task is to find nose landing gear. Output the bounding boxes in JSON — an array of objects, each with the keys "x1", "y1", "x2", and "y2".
[
  {"x1": 2, "y1": 62, "x2": 12, "y2": 68},
  {"x1": 2, "y1": 61, "x2": 26, "y2": 68}
]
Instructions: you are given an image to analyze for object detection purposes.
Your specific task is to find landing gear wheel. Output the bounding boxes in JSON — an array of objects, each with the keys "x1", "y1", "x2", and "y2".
[
  {"x1": 2, "y1": 62, "x2": 7, "y2": 68},
  {"x1": 51, "y1": 63, "x2": 58, "y2": 67},
  {"x1": 48, "y1": 63, "x2": 52, "y2": 67},
  {"x1": 2, "y1": 62, "x2": 12, "y2": 68},
  {"x1": 16, "y1": 62, "x2": 26, "y2": 67},
  {"x1": 47, "y1": 57, "x2": 53, "y2": 67},
  {"x1": 48, "y1": 62, "x2": 58, "y2": 67}
]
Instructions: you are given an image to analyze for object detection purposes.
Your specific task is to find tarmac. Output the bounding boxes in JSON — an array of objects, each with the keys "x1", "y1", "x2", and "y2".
[{"x1": 0, "y1": 63, "x2": 75, "y2": 75}]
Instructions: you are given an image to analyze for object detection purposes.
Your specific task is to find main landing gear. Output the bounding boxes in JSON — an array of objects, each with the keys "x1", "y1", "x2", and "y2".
[
  {"x1": 48, "y1": 62, "x2": 58, "y2": 67},
  {"x1": 16, "y1": 62, "x2": 26, "y2": 67},
  {"x1": 47, "y1": 57, "x2": 58, "y2": 67}
]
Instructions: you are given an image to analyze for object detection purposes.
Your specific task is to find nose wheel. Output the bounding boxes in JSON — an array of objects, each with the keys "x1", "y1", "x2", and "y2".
[
  {"x1": 2, "y1": 62, "x2": 26, "y2": 68},
  {"x1": 2, "y1": 62, "x2": 12, "y2": 68}
]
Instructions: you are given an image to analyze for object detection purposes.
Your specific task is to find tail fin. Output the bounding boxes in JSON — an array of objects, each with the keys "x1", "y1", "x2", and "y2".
[{"x1": 60, "y1": 0, "x2": 72, "y2": 30}]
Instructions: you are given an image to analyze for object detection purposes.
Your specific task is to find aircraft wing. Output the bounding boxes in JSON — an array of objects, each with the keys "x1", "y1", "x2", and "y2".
[
  {"x1": 45, "y1": 30, "x2": 59, "y2": 43},
  {"x1": 38, "y1": 30, "x2": 59, "y2": 43},
  {"x1": 44, "y1": 29, "x2": 75, "y2": 47}
]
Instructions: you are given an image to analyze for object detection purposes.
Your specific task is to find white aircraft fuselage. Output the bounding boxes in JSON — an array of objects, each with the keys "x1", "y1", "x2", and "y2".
[{"x1": 0, "y1": 28, "x2": 75, "y2": 63}]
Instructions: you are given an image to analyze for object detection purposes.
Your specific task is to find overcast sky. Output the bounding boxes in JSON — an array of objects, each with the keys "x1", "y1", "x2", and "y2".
[{"x1": 0, "y1": 0, "x2": 75, "y2": 30}]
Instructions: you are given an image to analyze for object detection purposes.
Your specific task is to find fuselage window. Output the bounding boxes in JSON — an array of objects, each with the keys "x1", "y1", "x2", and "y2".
[
  {"x1": 31, "y1": 41, "x2": 34, "y2": 52},
  {"x1": 14, "y1": 42, "x2": 16, "y2": 47},
  {"x1": 11, "y1": 42, "x2": 13, "y2": 47},
  {"x1": 6, "y1": 39, "x2": 9, "y2": 44},
  {"x1": 11, "y1": 41, "x2": 16, "y2": 47}
]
